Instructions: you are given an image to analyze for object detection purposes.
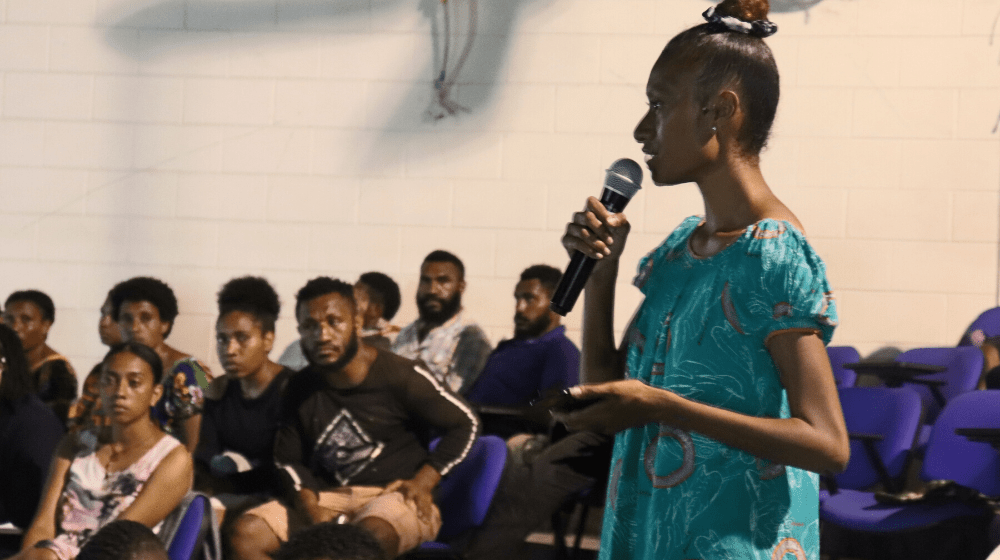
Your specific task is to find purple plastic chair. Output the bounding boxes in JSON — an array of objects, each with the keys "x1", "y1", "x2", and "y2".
[
  {"x1": 403, "y1": 435, "x2": 507, "y2": 558},
  {"x1": 892, "y1": 347, "x2": 983, "y2": 453},
  {"x1": 162, "y1": 493, "x2": 216, "y2": 560},
  {"x1": 958, "y1": 307, "x2": 1000, "y2": 347},
  {"x1": 821, "y1": 390, "x2": 1000, "y2": 534},
  {"x1": 820, "y1": 387, "x2": 923, "y2": 505},
  {"x1": 827, "y1": 346, "x2": 861, "y2": 388}
]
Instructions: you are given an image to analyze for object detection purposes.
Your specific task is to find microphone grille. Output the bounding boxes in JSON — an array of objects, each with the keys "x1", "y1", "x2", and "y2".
[{"x1": 605, "y1": 158, "x2": 643, "y2": 199}]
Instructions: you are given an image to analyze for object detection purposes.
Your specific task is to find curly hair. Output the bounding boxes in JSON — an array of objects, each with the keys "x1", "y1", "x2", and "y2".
[
  {"x1": 422, "y1": 250, "x2": 465, "y2": 280},
  {"x1": 217, "y1": 276, "x2": 281, "y2": 334},
  {"x1": 109, "y1": 277, "x2": 179, "y2": 338},
  {"x1": 519, "y1": 264, "x2": 563, "y2": 296},
  {"x1": 270, "y1": 522, "x2": 383, "y2": 560},
  {"x1": 76, "y1": 520, "x2": 166, "y2": 560},
  {"x1": 357, "y1": 272, "x2": 401, "y2": 321},
  {"x1": 295, "y1": 277, "x2": 355, "y2": 319},
  {"x1": 5, "y1": 289, "x2": 56, "y2": 323}
]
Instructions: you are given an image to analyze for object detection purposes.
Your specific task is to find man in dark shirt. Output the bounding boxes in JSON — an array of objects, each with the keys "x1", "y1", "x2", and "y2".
[
  {"x1": 230, "y1": 277, "x2": 479, "y2": 560},
  {"x1": 465, "y1": 265, "x2": 579, "y2": 409}
]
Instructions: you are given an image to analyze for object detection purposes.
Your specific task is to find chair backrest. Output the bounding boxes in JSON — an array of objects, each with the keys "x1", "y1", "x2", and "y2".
[
  {"x1": 894, "y1": 347, "x2": 983, "y2": 422},
  {"x1": 162, "y1": 493, "x2": 215, "y2": 560},
  {"x1": 429, "y1": 435, "x2": 507, "y2": 540},
  {"x1": 827, "y1": 346, "x2": 861, "y2": 388},
  {"x1": 922, "y1": 390, "x2": 1000, "y2": 496},
  {"x1": 835, "y1": 387, "x2": 923, "y2": 491},
  {"x1": 958, "y1": 307, "x2": 1000, "y2": 347}
]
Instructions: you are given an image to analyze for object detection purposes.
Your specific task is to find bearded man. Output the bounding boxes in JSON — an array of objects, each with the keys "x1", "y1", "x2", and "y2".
[{"x1": 391, "y1": 250, "x2": 492, "y2": 395}]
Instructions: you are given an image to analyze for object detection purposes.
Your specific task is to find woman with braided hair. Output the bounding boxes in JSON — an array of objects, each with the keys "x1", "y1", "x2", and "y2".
[{"x1": 556, "y1": 1, "x2": 849, "y2": 558}]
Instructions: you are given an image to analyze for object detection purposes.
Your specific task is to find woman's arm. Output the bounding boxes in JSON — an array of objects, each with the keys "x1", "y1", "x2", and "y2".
[
  {"x1": 21, "y1": 438, "x2": 76, "y2": 550},
  {"x1": 563, "y1": 197, "x2": 632, "y2": 384},
  {"x1": 560, "y1": 330, "x2": 850, "y2": 475},
  {"x1": 117, "y1": 445, "x2": 193, "y2": 527},
  {"x1": 178, "y1": 415, "x2": 202, "y2": 454}
]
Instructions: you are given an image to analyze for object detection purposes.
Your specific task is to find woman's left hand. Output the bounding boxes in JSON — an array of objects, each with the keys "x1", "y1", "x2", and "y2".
[{"x1": 552, "y1": 379, "x2": 676, "y2": 435}]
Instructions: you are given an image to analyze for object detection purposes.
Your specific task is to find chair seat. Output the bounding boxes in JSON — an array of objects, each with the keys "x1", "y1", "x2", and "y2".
[{"x1": 821, "y1": 489, "x2": 988, "y2": 533}]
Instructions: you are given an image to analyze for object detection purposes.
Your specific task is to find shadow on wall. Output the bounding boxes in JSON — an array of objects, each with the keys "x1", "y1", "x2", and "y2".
[
  {"x1": 769, "y1": 0, "x2": 827, "y2": 13},
  {"x1": 103, "y1": 0, "x2": 536, "y2": 174}
]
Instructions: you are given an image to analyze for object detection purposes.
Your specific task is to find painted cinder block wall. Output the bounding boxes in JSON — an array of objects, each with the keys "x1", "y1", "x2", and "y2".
[{"x1": 0, "y1": 0, "x2": 997, "y2": 379}]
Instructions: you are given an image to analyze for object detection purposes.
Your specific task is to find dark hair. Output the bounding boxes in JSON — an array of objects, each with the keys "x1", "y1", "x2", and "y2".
[
  {"x1": 77, "y1": 520, "x2": 166, "y2": 560},
  {"x1": 659, "y1": 0, "x2": 778, "y2": 156},
  {"x1": 0, "y1": 323, "x2": 32, "y2": 404},
  {"x1": 5, "y1": 290, "x2": 56, "y2": 323},
  {"x1": 110, "y1": 277, "x2": 179, "y2": 338},
  {"x1": 519, "y1": 264, "x2": 563, "y2": 295},
  {"x1": 295, "y1": 277, "x2": 355, "y2": 319},
  {"x1": 269, "y1": 522, "x2": 383, "y2": 560},
  {"x1": 217, "y1": 276, "x2": 281, "y2": 334},
  {"x1": 422, "y1": 250, "x2": 465, "y2": 280},
  {"x1": 103, "y1": 342, "x2": 164, "y2": 384},
  {"x1": 357, "y1": 272, "x2": 401, "y2": 321}
]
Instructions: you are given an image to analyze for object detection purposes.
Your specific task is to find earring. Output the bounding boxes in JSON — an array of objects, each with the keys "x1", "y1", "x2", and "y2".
[{"x1": 711, "y1": 126, "x2": 717, "y2": 132}]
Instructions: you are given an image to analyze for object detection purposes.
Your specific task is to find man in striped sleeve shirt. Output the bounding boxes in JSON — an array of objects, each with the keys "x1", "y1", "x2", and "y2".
[{"x1": 231, "y1": 277, "x2": 479, "y2": 560}]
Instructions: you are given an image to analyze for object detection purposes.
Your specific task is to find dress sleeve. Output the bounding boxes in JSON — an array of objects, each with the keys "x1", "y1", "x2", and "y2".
[
  {"x1": 743, "y1": 223, "x2": 838, "y2": 345},
  {"x1": 163, "y1": 358, "x2": 214, "y2": 421}
]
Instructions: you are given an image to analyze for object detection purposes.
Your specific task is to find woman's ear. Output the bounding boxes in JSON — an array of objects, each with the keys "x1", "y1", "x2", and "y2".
[
  {"x1": 150, "y1": 380, "x2": 164, "y2": 408},
  {"x1": 711, "y1": 90, "x2": 740, "y2": 126},
  {"x1": 263, "y1": 330, "x2": 275, "y2": 354}
]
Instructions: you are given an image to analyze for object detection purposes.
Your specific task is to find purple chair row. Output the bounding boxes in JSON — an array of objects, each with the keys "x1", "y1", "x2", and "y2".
[{"x1": 821, "y1": 388, "x2": 1000, "y2": 559}]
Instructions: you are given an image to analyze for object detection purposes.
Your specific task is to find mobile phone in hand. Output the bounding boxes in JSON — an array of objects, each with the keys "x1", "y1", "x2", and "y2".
[{"x1": 531, "y1": 388, "x2": 603, "y2": 413}]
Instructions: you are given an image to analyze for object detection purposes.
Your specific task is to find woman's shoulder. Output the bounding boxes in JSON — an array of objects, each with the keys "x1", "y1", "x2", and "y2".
[{"x1": 740, "y1": 218, "x2": 826, "y2": 269}]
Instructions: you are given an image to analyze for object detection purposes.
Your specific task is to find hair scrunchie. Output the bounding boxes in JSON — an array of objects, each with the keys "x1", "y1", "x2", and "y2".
[{"x1": 702, "y1": 6, "x2": 778, "y2": 38}]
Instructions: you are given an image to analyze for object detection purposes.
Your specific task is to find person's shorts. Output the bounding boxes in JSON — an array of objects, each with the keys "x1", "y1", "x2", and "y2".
[{"x1": 246, "y1": 486, "x2": 442, "y2": 554}]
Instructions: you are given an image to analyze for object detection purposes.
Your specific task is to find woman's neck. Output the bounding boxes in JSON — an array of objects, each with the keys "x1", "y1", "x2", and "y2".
[
  {"x1": 155, "y1": 344, "x2": 188, "y2": 372},
  {"x1": 26, "y1": 344, "x2": 55, "y2": 371},
  {"x1": 697, "y1": 160, "x2": 777, "y2": 234},
  {"x1": 111, "y1": 416, "x2": 160, "y2": 450},
  {"x1": 239, "y1": 360, "x2": 282, "y2": 399}
]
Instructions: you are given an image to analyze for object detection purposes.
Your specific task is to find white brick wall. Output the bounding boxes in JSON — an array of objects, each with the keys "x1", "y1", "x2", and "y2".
[{"x1": 0, "y1": 0, "x2": 997, "y2": 380}]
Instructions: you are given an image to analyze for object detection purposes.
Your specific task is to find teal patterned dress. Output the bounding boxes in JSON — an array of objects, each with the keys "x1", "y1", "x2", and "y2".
[{"x1": 599, "y1": 216, "x2": 837, "y2": 560}]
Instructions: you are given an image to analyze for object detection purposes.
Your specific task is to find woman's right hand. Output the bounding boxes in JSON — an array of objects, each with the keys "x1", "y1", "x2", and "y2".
[{"x1": 561, "y1": 196, "x2": 631, "y2": 269}]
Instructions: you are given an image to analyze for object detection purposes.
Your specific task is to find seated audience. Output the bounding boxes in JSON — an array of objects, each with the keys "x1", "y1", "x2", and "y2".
[
  {"x1": 269, "y1": 522, "x2": 382, "y2": 560},
  {"x1": 278, "y1": 272, "x2": 402, "y2": 371},
  {"x1": 67, "y1": 294, "x2": 123, "y2": 451},
  {"x1": 75, "y1": 520, "x2": 167, "y2": 560},
  {"x1": 11, "y1": 342, "x2": 192, "y2": 560},
  {"x1": 0, "y1": 324, "x2": 65, "y2": 531},
  {"x1": 195, "y1": 277, "x2": 292, "y2": 509},
  {"x1": 3, "y1": 290, "x2": 78, "y2": 423},
  {"x1": 465, "y1": 265, "x2": 579, "y2": 409},
  {"x1": 352, "y1": 272, "x2": 402, "y2": 351},
  {"x1": 110, "y1": 277, "x2": 213, "y2": 453},
  {"x1": 230, "y1": 277, "x2": 479, "y2": 560},
  {"x1": 392, "y1": 251, "x2": 492, "y2": 394},
  {"x1": 960, "y1": 309, "x2": 1000, "y2": 389}
]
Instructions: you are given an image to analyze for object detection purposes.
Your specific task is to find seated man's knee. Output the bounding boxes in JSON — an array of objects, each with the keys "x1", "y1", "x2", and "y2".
[{"x1": 230, "y1": 513, "x2": 280, "y2": 560}]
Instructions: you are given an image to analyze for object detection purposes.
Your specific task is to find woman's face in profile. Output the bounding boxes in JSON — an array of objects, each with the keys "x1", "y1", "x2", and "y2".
[{"x1": 634, "y1": 56, "x2": 716, "y2": 186}]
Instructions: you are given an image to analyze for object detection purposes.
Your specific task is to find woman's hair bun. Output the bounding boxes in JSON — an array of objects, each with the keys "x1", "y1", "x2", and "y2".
[{"x1": 714, "y1": 0, "x2": 770, "y2": 22}]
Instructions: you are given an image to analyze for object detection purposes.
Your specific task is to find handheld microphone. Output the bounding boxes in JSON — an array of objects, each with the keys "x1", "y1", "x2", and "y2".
[{"x1": 550, "y1": 158, "x2": 643, "y2": 316}]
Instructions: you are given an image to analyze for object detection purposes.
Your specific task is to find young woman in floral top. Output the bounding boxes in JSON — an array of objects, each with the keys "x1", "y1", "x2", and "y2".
[{"x1": 14, "y1": 342, "x2": 192, "y2": 560}]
